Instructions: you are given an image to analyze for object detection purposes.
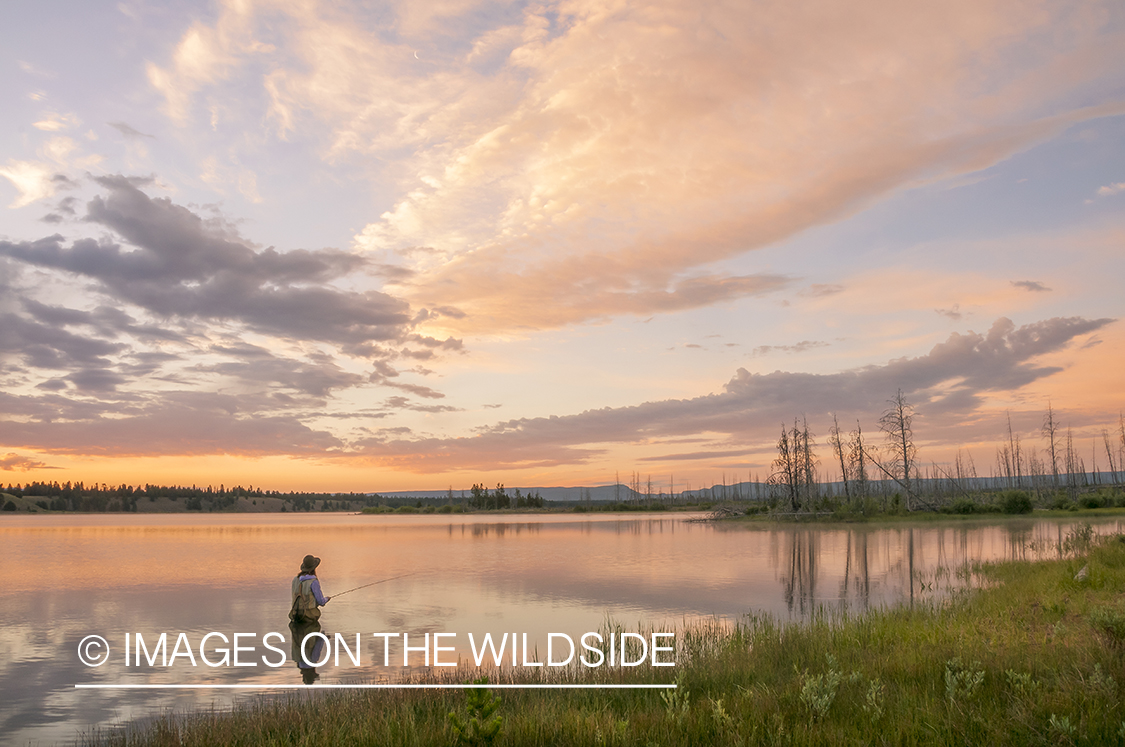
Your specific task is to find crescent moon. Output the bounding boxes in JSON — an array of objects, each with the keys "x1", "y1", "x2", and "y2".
[{"x1": 414, "y1": 51, "x2": 419, "y2": 59}]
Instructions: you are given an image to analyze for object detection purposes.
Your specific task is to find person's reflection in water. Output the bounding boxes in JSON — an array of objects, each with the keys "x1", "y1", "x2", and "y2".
[
  {"x1": 289, "y1": 618, "x2": 327, "y2": 685},
  {"x1": 288, "y1": 554, "x2": 331, "y2": 685}
]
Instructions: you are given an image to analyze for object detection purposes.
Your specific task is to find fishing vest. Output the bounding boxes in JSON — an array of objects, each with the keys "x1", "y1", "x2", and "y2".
[{"x1": 290, "y1": 574, "x2": 322, "y2": 622}]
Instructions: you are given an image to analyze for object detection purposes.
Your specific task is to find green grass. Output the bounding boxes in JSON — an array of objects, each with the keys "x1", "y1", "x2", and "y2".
[{"x1": 91, "y1": 534, "x2": 1125, "y2": 746}]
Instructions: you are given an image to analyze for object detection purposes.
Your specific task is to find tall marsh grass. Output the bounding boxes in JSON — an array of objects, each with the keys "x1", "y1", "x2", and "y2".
[{"x1": 90, "y1": 534, "x2": 1125, "y2": 746}]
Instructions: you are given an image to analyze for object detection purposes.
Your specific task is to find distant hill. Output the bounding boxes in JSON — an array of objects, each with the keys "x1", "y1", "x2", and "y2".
[{"x1": 376, "y1": 484, "x2": 643, "y2": 502}]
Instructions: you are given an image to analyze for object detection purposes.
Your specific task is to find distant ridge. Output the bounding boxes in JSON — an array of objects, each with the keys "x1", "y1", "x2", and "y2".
[
  {"x1": 373, "y1": 485, "x2": 638, "y2": 502},
  {"x1": 370, "y1": 472, "x2": 1123, "y2": 502}
]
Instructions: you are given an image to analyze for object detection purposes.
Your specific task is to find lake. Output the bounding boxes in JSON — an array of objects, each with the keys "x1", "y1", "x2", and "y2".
[{"x1": 2, "y1": 512, "x2": 1121, "y2": 746}]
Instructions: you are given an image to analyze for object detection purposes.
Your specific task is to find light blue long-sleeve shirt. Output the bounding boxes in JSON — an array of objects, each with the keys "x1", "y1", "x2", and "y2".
[{"x1": 295, "y1": 573, "x2": 328, "y2": 604}]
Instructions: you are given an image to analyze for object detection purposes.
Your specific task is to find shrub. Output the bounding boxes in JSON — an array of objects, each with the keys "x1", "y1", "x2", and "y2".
[
  {"x1": 1049, "y1": 492, "x2": 1073, "y2": 510},
  {"x1": 2, "y1": 500, "x2": 16, "y2": 511},
  {"x1": 1089, "y1": 606, "x2": 1125, "y2": 649},
  {"x1": 1080, "y1": 494, "x2": 1105, "y2": 509},
  {"x1": 951, "y1": 498, "x2": 976, "y2": 515},
  {"x1": 999, "y1": 490, "x2": 1033, "y2": 514}
]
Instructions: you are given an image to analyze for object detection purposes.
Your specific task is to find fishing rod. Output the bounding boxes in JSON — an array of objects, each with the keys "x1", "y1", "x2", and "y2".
[{"x1": 331, "y1": 571, "x2": 418, "y2": 598}]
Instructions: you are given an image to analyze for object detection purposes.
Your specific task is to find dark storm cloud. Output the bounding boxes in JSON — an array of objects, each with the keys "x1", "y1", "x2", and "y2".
[
  {"x1": 352, "y1": 316, "x2": 1114, "y2": 471},
  {"x1": 0, "y1": 177, "x2": 413, "y2": 346}
]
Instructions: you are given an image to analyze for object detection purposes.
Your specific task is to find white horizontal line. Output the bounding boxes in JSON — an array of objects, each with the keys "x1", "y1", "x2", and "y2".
[{"x1": 75, "y1": 683, "x2": 676, "y2": 690}]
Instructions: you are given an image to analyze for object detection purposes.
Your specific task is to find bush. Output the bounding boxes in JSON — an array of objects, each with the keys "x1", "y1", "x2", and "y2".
[
  {"x1": 1079, "y1": 494, "x2": 1105, "y2": 509},
  {"x1": 999, "y1": 490, "x2": 1033, "y2": 514},
  {"x1": 1050, "y1": 492, "x2": 1074, "y2": 510},
  {"x1": 950, "y1": 498, "x2": 976, "y2": 515},
  {"x1": 2, "y1": 500, "x2": 16, "y2": 511},
  {"x1": 1089, "y1": 606, "x2": 1125, "y2": 649}
]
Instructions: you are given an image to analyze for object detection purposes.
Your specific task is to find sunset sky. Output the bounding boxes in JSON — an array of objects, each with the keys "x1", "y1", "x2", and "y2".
[{"x1": 2, "y1": 0, "x2": 1123, "y2": 493}]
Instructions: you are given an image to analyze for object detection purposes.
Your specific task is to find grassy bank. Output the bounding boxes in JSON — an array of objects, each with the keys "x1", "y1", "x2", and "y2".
[{"x1": 93, "y1": 532, "x2": 1125, "y2": 746}]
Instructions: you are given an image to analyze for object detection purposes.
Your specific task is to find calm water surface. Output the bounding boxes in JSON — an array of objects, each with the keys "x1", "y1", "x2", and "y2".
[{"x1": 2, "y1": 512, "x2": 1121, "y2": 746}]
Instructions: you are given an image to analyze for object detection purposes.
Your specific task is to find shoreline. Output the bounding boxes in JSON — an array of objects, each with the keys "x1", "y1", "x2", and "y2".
[{"x1": 84, "y1": 529, "x2": 1125, "y2": 746}]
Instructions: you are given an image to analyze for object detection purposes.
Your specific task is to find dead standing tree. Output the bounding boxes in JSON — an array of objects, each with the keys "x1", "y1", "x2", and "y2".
[
  {"x1": 770, "y1": 418, "x2": 819, "y2": 512},
  {"x1": 878, "y1": 389, "x2": 919, "y2": 511},
  {"x1": 849, "y1": 421, "x2": 870, "y2": 508},
  {"x1": 1042, "y1": 402, "x2": 1061, "y2": 488},
  {"x1": 829, "y1": 414, "x2": 851, "y2": 506},
  {"x1": 771, "y1": 424, "x2": 800, "y2": 511}
]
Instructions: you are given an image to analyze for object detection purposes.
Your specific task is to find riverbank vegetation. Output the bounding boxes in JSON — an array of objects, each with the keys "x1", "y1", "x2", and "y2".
[{"x1": 90, "y1": 529, "x2": 1125, "y2": 746}]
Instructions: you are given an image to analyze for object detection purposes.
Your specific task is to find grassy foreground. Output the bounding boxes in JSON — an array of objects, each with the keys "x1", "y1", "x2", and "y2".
[{"x1": 95, "y1": 533, "x2": 1125, "y2": 746}]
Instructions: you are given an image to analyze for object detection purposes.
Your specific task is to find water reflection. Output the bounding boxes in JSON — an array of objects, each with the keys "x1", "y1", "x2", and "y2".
[
  {"x1": 1, "y1": 513, "x2": 1121, "y2": 745},
  {"x1": 289, "y1": 620, "x2": 327, "y2": 685}
]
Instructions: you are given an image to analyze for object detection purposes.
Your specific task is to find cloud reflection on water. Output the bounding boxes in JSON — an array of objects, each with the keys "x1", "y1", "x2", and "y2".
[{"x1": 2, "y1": 513, "x2": 1122, "y2": 744}]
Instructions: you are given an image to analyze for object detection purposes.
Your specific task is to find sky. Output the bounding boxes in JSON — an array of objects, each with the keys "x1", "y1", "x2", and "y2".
[{"x1": 1, "y1": 0, "x2": 1124, "y2": 493}]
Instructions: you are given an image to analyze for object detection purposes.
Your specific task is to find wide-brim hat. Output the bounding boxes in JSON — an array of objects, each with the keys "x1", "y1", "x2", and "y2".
[{"x1": 300, "y1": 554, "x2": 321, "y2": 572}]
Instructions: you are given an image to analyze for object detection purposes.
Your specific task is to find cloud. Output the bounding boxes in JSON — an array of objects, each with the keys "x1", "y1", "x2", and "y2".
[
  {"x1": 145, "y1": 0, "x2": 1125, "y2": 333},
  {"x1": 107, "y1": 121, "x2": 154, "y2": 139},
  {"x1": 33, "y1": 113, "x2": 80, "y2": 132},
  {"x1": 751, "y1": 341, "x2": 828, "y2": 357},
  {"x1": 0, "y1": 315, "x2": 1112, "y2": 464},
  {"x1": 0, "y1": 177, "x2": 413, "y2": 347},
  {"x1": 936, "y1": 304, "x2": 963, "y2": 320},
  {"x1": 0, "y1": 161, "x2": 58, "y2": 207},
  {"x1": 200, "y1": 344, "x2": 366, "y2": 398},
  {"x1": 345, "y1": 316, "x2": 1113, "y2": 471},
  {"x1": 799, "y1": 284, "x2": 845, "y2": 298},
  {"x1": 637, "y1": 449, "x2": 756, "y2": 462},
  {"x1": 1096, "y1": 182, "x2": 1125, "y2": 197},
  {"x1": 0, "y1": 312, "x2": 126, "y2": 372},
  {"x1": 1010, "y1": 280, "x2": 1052, "y2": 292},
  {"x1": 383, "y1": 396, "x2": 461, "y2": 413},
  {"x1": 1, "y1": 396, "x2": 343, "y2": 457},
  {"x1": 0, "y1": 453, "x2": 54, "y2": 472}
]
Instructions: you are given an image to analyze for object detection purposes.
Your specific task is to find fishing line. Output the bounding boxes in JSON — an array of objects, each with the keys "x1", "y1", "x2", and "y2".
[{"x1": 335, "y1": 571, "x2": 423, "y2": 594}]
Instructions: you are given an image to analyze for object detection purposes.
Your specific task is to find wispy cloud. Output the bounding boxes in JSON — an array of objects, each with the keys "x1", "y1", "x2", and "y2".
[
  {"x1": 1011, "y1": 280, "x2": 1052, "y2": 292},
  {"x1": 936, "y1": 304, "x2": 963, "y2": 320},
  {"x1": 751, "y1": 341, "x2": 828, "y2": 357},
  {"x1": 107, "y1": 121, "x2": 154, "y2": 139},
  {"x1": 142, "y1": 0, "x2": 1125, "y2": 335},
  {"x1": 0, "y1": 453, "x2": 55, "y2": 471},
  {"x1": 339, "y1": 316, "x2": 1114, "y2": 472}
]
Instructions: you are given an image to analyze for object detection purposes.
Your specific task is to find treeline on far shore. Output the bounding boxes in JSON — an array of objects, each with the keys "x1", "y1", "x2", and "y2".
[
  {"x1": 0, "y1": 480, "x2": 650, "y2": 515},
  {"x1": 1, "y1": 480, "x2": 390, "y2": 514}
]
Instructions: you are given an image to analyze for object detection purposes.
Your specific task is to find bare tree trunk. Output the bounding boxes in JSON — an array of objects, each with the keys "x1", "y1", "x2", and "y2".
[
  {"x1": 879, "y1": 389, "x2": 917, "y2": 510},
  {"x1": 1065, "y1": 427, "x2": 1078, "y2": 497},
  {"x1": 1042, "y1": 402, "x2": 1060, "y2": 488},
  {"x1": 800, "y1": 417, "x2": 818, "y2": 510},
  {"x1": 830, "y1": 413, "x2": 851, "y2": 506},
  {"x1": 1103, "y1": 430, "x2": 1119, "y2": 486}
]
